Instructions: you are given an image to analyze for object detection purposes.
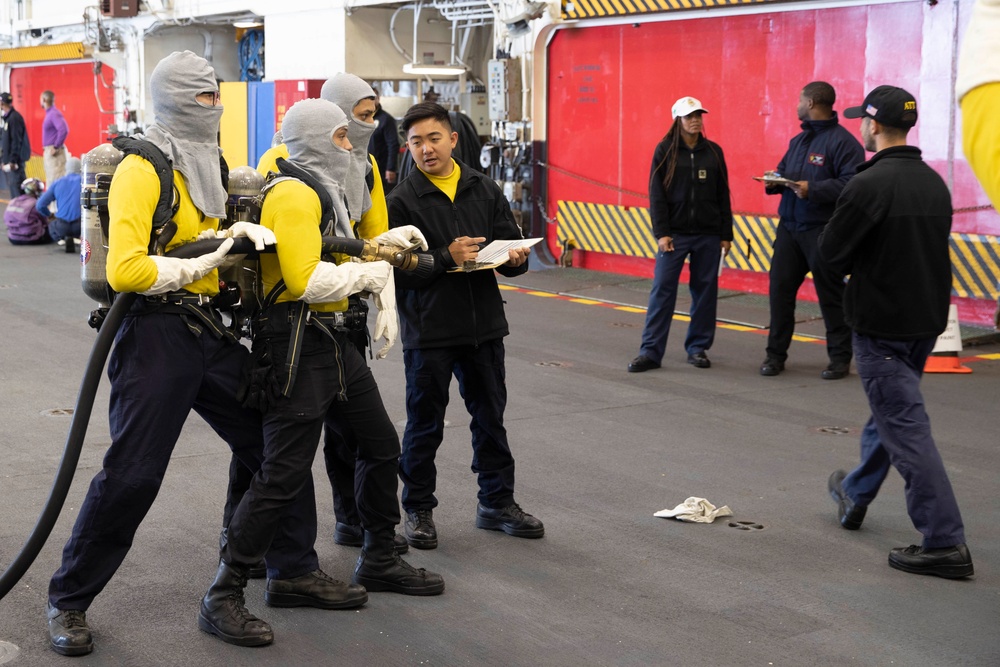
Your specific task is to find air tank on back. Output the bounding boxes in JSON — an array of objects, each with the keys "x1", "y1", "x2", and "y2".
[
  {"x1": 80, "y1": 143, "x2": 123, "y2": 324},
  {"x1": 224, "y1": 165, "x2": 265, "y2": 228},
  {"x1": 222, "y1": 165, "x2": 267, "y2": 331}
]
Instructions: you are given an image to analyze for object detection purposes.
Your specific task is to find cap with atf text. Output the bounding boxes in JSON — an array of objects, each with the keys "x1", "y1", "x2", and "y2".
[
  {"x1": 0, "y1": 92, "x2": 12, "y2": 104},
  {"x1": 671, "y1": 96, "x2": 708, "y2": 120},
  {"x1": 843, "y1": 85, "x2": 918, "y2": 129}
]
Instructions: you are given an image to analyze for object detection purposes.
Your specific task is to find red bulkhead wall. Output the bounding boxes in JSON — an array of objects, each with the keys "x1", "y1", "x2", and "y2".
[
  {"x1": 545, "y1": 1, "x2": 995, "y2": 289},
  {"x1": 10, "y1": 62, "x2": 117, "y2": 159}
]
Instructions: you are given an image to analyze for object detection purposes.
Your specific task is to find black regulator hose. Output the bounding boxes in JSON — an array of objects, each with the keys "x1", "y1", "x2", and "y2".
[{"x1": 0, "y1": 235, "x2": 431, "y2": 600}]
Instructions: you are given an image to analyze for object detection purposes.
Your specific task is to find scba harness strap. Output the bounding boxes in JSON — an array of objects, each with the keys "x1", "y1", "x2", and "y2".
[
  {"x1": 106, "y1": 137, "x2": 237, "y2": 341},
  {"x1": 110, "y1": 136, "x2": 181, "y2": 255},
  {"x1": 105, "y1": 136, "x2": 230, "y2": 255},
  {"x1": 134, "y1": 291, "x2": 237, "y2": 343},
  {"x1": 238, "y1": 161, "x2": 366, "y2": 408}
]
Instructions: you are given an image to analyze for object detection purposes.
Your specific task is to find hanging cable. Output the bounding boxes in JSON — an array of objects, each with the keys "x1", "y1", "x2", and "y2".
[{"x1": 238, "y1": 29, "x2": 265, "y2": 83}]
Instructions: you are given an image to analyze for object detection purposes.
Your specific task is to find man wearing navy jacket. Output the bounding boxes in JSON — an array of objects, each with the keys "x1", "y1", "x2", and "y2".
[{"x1": 760, "y1": 82, "x2": 864, "y2": 379}]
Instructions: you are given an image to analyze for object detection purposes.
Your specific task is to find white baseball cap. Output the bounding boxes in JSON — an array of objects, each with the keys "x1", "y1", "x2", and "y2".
[{"x1": 671, "y1": 96, "x2": 708, "y2": 119}]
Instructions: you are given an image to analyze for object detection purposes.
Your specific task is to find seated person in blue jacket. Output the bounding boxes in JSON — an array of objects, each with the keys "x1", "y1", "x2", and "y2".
[{"x1": 36, "y1": 156, "x2": 82, "y2": 246}]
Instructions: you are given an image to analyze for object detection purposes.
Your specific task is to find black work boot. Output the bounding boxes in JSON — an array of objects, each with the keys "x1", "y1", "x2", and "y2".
[
  {"x1": 404, "y1": 509, "x2": 438, "y2": 549},
  {"x1": 334, "y1": 522, "x2": 364, "y2": 546},
  {"x1": 476, "y1": 502, "x2": 545, "y2": 538},
  {"x1": 219, "y1": 528, "x2": 266, "y2": 578},
  {"x1": 198, "y1": 561, "x2": 273, "y2": 647},
  {"x1": 352, "y1": 531, "x2": 445, "y2": 596},
  {"x1": 265, "y1": 569, "x2": 368, "y2": 609},
  {"x1": 335, "y1": 522, "x2": 410, "y2": 554},
  {"x1": 47, "y1": 603, "x2": 93, "y2": 656}
]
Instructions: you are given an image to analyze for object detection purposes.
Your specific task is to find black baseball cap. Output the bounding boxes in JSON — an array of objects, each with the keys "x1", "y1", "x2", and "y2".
[
  {"x1": 843, "y1": 85, "x2": 918, "y2": 129},
  {"x1": 0, "y1": 92, "x2": 11, "y2": 104}
]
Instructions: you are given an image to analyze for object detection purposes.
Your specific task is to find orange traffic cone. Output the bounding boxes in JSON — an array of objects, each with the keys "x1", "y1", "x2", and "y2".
[
  {"x1": 924, "y1": 304, "x2": 972, "y2": 374},
  {"x1": 924, "y1": 351, "x2": 972, "y2": 373}
]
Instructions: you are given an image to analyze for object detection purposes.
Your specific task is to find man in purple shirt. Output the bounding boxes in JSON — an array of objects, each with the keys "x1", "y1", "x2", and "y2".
[{"x1": 40, "y1": 90, "x2": 69, "y2": 186}]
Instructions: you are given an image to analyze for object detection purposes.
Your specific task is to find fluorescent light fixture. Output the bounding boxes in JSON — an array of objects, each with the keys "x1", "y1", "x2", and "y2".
[
  {"x1": 233, "y1": 19, "x2": 264, "y2": 28},
  {"x1": 402, "y1": 63, "x2": 467, "y2": 76}
]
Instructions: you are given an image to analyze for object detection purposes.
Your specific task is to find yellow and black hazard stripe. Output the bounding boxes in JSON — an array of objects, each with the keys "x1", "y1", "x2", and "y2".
[
  {"x1": 556, "y1": 200, "x2": 1000, "y2": 299},
  {"x1": 556, "y1": 202, "x2": 778, "y2": 270},
  {"x1": 951, "y1": 233, "x2": 1000, "y2": 300},
  {"x1": 562, "y1": 0, "x2": 779, "y2": 21},
  {"x1": 556, "y1": 200, "x2": 656, "y2": 257}
]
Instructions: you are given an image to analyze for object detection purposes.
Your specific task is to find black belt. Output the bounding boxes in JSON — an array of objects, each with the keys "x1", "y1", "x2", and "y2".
[
  {"x1": 258, "y1": 301, "x2": 348, "y2": 402},
  {"x1": 139, "y1": 291, "x2": 236, "y2": 343},
  {"x1": 144, "y1": 291, "x2": 215, "y2": 307},
  {"x1": 304, "y1": 308, "x2": 353, "y2": 333}
]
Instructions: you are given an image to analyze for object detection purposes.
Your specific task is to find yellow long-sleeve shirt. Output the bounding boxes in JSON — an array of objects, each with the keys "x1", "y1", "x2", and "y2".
[
  {"x1": 260, "y1": 179, "x2": 345, "y2": 313},
  {"x1": 257, "y1": 143, "x2": 388, "y2": 238},
  {"x1": 961, "y1": 83, "x2": 1000, "y2": 211},
  {"x1": 256, "y1": 146, "x2": 388, "y2": 313},
  {"x1": 106, "y1": 154, "x2": 221, "y2": 295}
]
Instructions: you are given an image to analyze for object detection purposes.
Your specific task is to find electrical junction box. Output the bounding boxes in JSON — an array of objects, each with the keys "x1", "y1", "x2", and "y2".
[
  {"x1": 488, "y1": 59, "x2": 522, "y2": 122},
  {"x1": 459, "y1": 92, "x2": 490, "y2": 135},
  {"x1": 101, "y1": 0, "x2": 139, "y2": 17}
]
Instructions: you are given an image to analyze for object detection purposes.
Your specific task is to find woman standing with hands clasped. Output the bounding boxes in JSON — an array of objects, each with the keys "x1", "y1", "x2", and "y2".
[{"x1": 628, "y1": 96, "x2": 733, "y2": 373}]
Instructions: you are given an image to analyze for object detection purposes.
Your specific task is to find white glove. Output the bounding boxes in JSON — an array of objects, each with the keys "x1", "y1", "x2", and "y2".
[
  {"x1": 197, "y1": 228, "x2": 246, "y2": 269},
  {"x1": 373, "y1": 226, "x2": 428, "y2": 251},
  {"x1": 225, "y1": 221, "x2": 277, "y2": 252},
  {"x1": 301, "y1": 259, "x2": 391, "y2": 304},
  {"x1": 957, "y1": 0, "x2": 1000, "y2": 100},
  {"x1": 1, "y1": 164, "x2": 10, "y2": 173},
  {"x1": 140, "y1": 237, "x2": 235, "y2": 295},
  {"x1": 373, "y1": 269, "x2": 398, "y2": 359}
]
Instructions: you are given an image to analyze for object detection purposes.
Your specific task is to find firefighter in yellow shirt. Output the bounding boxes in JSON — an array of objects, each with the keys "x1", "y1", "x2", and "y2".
[
  {"x1": 46, "y1": 50, "x2": 331, "y2": 657},
  {"x1": 204, "y1": 98, "x2": 443, "y2": 649},
  {"x1": 250, "y1": 75, "x2": 409, "y2": 551}
]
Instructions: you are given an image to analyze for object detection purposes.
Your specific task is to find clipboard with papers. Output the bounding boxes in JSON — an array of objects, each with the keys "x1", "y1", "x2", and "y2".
[
  {"x1": 752, "y1": 174, "x2": 796, "y2": 187},
  {"x1": 449, "y1": 237, "x2": 543, "y2": 272}
]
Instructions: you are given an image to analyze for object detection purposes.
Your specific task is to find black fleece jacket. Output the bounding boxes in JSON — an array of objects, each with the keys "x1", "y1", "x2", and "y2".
[
  {"x1": 1, "y1": 107, "x2": 30, "y2": 167},
  {"x1": 819, "y1": 146, "x2": 952, "y2": 340},
  {"x1": 648, "y1": 135, "x2": 732, "y2": 241},
  {"x1": 387, "y1": 159, "x2": 528, "y2": 350}
]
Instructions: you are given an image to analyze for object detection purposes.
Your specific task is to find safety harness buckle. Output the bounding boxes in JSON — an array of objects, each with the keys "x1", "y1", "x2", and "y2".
[{"x1": 146, "y1": 291, "x2": 214, "y2": 306}]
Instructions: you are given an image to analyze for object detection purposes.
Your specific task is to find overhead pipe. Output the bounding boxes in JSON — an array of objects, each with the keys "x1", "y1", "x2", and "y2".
[
  {"x1": 389, "y1": 5, "x2": 415, "y2": 62},
  {"x1": 412, "y1": 0, "x2": 422, "y2": 68}
]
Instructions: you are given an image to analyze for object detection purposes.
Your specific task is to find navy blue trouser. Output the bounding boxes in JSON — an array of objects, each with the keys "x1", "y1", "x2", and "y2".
[
  {"x1": 639, "y1": 233, "x2": 721, "y2": 364},
  {"x1": 48, "y1": 217, "x2": 81, "y2": 243},
  {"x1": 224, "y1": 322, "x2": 401, "y2": 567},
  {"x1": 400, "y1": 339, "x2": 516, "y2": 512},
  {"x1": 321, "y1": 326, "x2": 371, "y2": 527},
  {"x1": 765, "y1": 223, "x2": 851, "y2": 364},
  {"x1": 842, "y1": 333, "x2": 966, "y2": 548},
  {"x1": 322, "y1": 415, "x2": 362, "y2": 526},
  {"x1": 224, "y1": 327, "x2": 369, "y2": 530},
  {"x1": 49, "y1": 307, "x2": 319, "y2": 611},
  {"x1": 4, "y1": 165, "x2": 26, "y2": 199}
]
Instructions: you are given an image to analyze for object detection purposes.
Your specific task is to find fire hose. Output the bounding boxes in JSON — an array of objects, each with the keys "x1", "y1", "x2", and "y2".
[{"x1": 0, "y1": 236, "x2": 431, "y2": 600}]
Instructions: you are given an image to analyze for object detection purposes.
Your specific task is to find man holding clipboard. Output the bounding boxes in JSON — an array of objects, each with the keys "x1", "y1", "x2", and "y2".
[
  {"x1": 386, "y1": 102, "x2": 545, "y2": 551},
  {"x1": 758, "y1": 81, "x2": 865, "y2": 380}
]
